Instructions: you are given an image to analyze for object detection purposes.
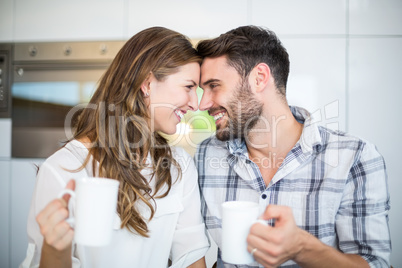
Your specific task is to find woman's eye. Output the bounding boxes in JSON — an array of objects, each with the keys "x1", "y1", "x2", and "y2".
[{"x1": 186, "y1": 85, "x2": 194, "y2": 90}]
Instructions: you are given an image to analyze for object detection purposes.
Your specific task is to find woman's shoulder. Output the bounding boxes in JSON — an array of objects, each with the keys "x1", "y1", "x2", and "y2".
[
  {"x1": 169, "y1": 146, "x2": 198, "y2": 195},
  {"x1": 40, "y1": 140, "x2": 89, "y2": 174},
  {"x1": 35, "y1": 140, "x2": 91, "y2": 191},
  {"x1": 171, "y1": 146, "x2": 191, "y2": 159},
  {"x1": 170, "y1": 146, "x2": 195, "y2": 169}
]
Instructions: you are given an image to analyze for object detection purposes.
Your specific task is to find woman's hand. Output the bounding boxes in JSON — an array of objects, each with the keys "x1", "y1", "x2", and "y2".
[{"x1": 36, "y1": 179, "x2": 75, "y2": 251}]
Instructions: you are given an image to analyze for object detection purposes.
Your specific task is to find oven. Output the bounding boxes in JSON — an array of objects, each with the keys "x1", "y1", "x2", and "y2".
[
  {"x1": 1, "y1": 40, "x2": 215, "y2": 159},
  {"x1": 0, "y1": 41, "x2": 125, "y2": 158}
]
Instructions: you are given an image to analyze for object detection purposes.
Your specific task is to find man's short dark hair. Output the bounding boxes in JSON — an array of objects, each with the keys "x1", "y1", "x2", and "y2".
[{"x1": 197, "y1": 25, "x2": 290, "y2": 96}]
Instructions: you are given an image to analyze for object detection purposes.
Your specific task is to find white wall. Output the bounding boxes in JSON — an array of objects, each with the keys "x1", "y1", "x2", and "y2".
[
  {"x1": 0, "y1": 0, "x2": 401, "y2": 267},
  {"x1": 348, "y1": 1, "x2": 402, "y2": 266}
]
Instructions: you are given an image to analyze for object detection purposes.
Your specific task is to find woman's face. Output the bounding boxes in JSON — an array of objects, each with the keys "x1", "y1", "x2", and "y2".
[{"x1": 148, "y1": 62, "x2": 200, "y2": 135}]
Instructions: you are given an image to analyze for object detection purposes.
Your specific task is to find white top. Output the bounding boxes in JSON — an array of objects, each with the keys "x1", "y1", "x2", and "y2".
[{"x1": 20, "y1": 140, "x2": 209, "y2": 268}]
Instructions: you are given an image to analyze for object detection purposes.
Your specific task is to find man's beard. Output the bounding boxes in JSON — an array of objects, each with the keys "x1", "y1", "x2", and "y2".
[{"x1": 215, "y1": 80, "x2": 263, "y2": 141}]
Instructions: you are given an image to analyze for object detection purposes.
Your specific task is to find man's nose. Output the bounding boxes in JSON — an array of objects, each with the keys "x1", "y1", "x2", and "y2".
[{"x1": 199, "y1": 91, "x2": 213, "y2": 111}]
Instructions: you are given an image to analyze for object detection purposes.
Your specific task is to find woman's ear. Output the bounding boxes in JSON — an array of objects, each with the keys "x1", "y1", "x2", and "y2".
[
  {"x1": 250, "y1": 63, "x2": 271, "y2": 93},
  {"x1": 140, "y1": 72, "x2": 152, "y2": 97}
]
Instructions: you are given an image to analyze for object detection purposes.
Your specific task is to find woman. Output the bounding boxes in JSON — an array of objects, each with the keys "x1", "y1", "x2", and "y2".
[{"x1": 21, "y1": 27, "x2": 209, "y2": 268}]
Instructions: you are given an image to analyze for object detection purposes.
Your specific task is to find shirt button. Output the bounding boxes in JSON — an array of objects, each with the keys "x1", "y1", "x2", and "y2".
[{"x1": 261, "y1": 194, "x2": 267, "y2": 199}]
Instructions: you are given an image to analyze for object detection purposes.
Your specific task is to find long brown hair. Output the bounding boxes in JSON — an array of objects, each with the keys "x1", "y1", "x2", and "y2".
[{"x1": 72, "y1": 27, "x2": 201, "y2": 237}]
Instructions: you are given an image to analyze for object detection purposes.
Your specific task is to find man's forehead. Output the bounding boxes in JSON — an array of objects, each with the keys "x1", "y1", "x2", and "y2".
[
  {"x1": 201, "y1": 56, "x2": 228, "y2": 69},
  {"x1": 200, "y1": 56, "x2": 233, "y2": 83}
]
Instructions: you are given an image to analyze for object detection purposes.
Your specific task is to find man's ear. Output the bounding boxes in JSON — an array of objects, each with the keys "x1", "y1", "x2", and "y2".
[{"x1": 250, "y1": 63, "x2": 271, "y2": 93}]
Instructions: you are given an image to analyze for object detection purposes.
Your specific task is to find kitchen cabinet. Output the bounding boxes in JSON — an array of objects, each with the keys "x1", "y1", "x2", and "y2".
[
  {"x1": 0, "y1": 0, "x2": 13, "y2": 42},
  {"x1": 127, "y1": 0, "x2": 248, "y2": 39},
  {"x1": 0, "y1": 160, "x2": 11, "y2": 268},
  {"x1": 10, "y1": 159, "x2": 43, "y2": 268},
  {"x1": 0, "y1": 119, "x2": 12, "y2": 158},
  {"x1": 14, "y1": 0, "x2": 126, "y2": 42}
]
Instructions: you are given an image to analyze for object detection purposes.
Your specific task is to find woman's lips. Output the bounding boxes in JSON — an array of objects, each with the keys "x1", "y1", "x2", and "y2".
[{"x1": 174, "y1": 109, "x2": 185, "y2": 121}]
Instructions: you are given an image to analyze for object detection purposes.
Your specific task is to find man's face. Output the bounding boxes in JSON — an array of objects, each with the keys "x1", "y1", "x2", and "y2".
[{"x1": 199, "y1": 56, "x2": 263, "y2": 141}]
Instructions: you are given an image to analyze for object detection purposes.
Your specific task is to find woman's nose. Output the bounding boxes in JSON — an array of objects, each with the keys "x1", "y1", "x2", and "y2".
[{"x1": 188, "y1": 91, "x2": 199, "y2": 111}]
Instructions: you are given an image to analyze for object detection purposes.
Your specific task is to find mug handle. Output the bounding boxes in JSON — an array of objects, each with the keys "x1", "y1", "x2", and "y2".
[
  {"x1": 58, "y1": 189, "x2": 76, "y2": 228},
  {"x1": 254, "y1": 219, "x2": 269, "y2": 226}
]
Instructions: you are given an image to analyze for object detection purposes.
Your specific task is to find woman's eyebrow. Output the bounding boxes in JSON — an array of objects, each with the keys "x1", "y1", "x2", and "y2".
[{"x1": 185, "y1": 80, "x2": 197, "y2": 86}]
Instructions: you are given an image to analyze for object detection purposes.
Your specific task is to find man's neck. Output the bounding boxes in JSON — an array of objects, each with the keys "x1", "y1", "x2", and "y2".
[{"x1": 246, "y1": 105, "x2": 303, "y2": 185}]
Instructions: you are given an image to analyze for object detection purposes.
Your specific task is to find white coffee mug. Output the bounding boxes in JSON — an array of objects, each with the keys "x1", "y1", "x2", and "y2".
[
  {"x1": 58, "y1": 177, "x2": 120, "y2": 247},
  {"x1": 221, "y1": 201, "x2": 261, "y2": 264}
]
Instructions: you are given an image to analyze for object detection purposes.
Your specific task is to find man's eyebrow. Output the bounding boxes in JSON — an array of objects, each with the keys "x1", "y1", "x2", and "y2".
[{"x1": 202, "y1": 79, "x2": 220, "y2": 87}]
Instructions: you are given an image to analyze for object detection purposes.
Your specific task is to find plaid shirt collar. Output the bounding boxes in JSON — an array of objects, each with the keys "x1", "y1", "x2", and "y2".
[
  {"x1": 226, "y1": 106, "x2": 324, "y2": 157},
  {"x1": 225, "y1": 106, "x2": 326, "y2": 188}
]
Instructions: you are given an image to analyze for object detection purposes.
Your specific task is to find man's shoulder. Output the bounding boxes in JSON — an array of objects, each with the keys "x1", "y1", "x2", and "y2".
[
  {"x1": 317, "y1": 125, "x2": 382, "y2": 159},
  {"x1": 318, "y1": 125, "x2": 367, "y2": 144}
]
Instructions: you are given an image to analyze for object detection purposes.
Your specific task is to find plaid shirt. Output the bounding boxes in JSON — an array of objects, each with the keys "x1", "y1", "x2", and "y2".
[{"x1": 195, "y1": 106, "x2": 391, "y2": 268}]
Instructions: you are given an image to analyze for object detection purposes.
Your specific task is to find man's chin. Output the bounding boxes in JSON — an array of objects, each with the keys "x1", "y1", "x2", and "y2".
[
  {"x1": 214, "y1": 126, "x2": 228, "y2": 141},
  {"x1": 215, "y1": 128, "x2": 240, "y2": 141}
]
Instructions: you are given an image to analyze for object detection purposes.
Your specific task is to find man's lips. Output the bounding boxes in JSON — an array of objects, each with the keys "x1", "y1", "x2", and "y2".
[
  {"x1": 209, "y1": 109, "x2": 227, "y2": 123},
  {"x1": 212, "y1": 111, "x2": 226, "y2": 121}
]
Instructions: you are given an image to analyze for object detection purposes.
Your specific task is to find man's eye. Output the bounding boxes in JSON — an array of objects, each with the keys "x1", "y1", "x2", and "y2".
[{"x1": 210, "y1": 84, "x2": 218, "y2": 89}]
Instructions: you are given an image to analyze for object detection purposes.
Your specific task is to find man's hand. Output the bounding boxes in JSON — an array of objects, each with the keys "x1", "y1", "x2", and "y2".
[
  {"x1": 246, "y1": 205, "x2": 304, "y2": 267},
  {"x1": 246, "y1": 204, "x2": 370, "y2": 268}
]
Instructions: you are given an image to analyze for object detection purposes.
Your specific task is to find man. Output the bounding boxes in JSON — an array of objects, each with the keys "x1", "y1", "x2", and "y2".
[{"x1": 195, "y1": 26, "x2": 390, "y2": 267}]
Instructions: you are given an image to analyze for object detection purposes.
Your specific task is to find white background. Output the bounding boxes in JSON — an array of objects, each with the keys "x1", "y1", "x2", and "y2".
[{"x1": 0, "y1": 0, "x2": 401, "y2": 267}]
